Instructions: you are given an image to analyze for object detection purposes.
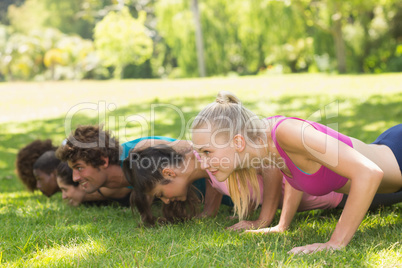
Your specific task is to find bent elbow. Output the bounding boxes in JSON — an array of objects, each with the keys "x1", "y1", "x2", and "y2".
[
  {"x1": 375, "y1": 168, "x2": 384, "y2": 181},
  {"x1": 369, "y1": 166, "x2": 384, "y2": 185}
]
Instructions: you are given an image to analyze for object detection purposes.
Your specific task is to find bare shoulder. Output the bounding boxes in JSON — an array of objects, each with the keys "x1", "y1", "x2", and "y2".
[{"x1": 274, "y1": 119, "x2": 307, "y2": 153}]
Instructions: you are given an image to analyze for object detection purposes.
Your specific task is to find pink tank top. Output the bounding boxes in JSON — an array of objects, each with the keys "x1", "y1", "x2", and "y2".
[
  {"x1": 271, "y1": 117, "x2": 352, "y2": 196},
  {"x1": 193, "y1": 150, "x2": 343, "y2": 210}
]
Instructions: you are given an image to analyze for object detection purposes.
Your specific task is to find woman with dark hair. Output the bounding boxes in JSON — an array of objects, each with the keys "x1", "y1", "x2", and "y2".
[
  {"x1": 121, "y1": 138, "x2": 234, "y2": 225},
  {"x1": 124, "y1": 144, "x2": 202, "y2": 225},
  {"x1": 16, "y1": 139, "x2": 57, "y2": 191},
  {"x1": 56, "y1": 161, "x2": 87, "y2": 206}
]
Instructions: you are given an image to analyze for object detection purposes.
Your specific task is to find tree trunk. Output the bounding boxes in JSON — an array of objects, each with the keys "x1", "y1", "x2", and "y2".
[
  {"x1": 333, "y1": 20, "x2": 346, "y2": 74},
  {"x1": 191, "y1": 0, "x2": 206, "y2": 77},
  {"x1": 331, "y1": 2, "x2": 347, "y2": 74},
  {"x1": 114, "y1": 64, "x2": 125, "y2": 80}
]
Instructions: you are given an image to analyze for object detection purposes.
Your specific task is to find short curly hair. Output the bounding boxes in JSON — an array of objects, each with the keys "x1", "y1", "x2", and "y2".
[
  {"x1": 56, "y1": 125, "x2": 120, "y2": 167},
  {"x1": 15, "y1": 139, "x2": 57, "y2": 191}
]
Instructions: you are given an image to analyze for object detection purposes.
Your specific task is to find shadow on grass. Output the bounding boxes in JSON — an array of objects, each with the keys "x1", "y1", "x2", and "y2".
[{"x1": 1, "y1": 194, "x2": 401, "y2": 266}]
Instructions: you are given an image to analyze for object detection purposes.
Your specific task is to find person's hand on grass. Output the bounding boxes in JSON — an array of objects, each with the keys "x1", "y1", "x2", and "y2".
[
  {"x1": 227, "y1": 219, "x2": 268, "y2": 231},
  {"x1": 242, "y1": 224, "x2": 285, "y2": 235},
  {"x1": 288, "y1": 242, "x2": 344, "y2": 255},
  {"x1": 195, "y1": 211, "x2": 210, "y2": 219}
]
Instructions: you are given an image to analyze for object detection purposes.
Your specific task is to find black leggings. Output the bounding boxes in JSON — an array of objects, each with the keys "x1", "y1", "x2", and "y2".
[{"x1": 337, "y1": 189, "x2": 402, "y2": 210}]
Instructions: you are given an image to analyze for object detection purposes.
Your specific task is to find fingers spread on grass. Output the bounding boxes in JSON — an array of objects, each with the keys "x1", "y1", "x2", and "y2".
[{"x1": 288, "y1": 242, "x2": 341, "y2": 255}]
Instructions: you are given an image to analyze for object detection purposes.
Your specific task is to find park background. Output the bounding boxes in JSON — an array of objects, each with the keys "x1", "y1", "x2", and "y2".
[
  {"x1": 0, "y1": 0, "x2": 402, "y2": 267},
  {"x1": 0, "y1": 0, "x2": 402, "y2": 80}
]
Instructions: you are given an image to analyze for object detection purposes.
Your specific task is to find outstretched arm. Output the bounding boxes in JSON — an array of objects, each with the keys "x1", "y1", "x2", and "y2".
[
  {"x1": 82, "y1": 191, "x2": 107, "y2": 202},
  {"x1": 228, "y1": 166, "x2": 283, "y2": 231},
  {"x1": 277, "y1": 120, "x2": 384, "y2": 254},
  {"x1": 245, "y1": 179, "x2": 304, "y2": 234}
]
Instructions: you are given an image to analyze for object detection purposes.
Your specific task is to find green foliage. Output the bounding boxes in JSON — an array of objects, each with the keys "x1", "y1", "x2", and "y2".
[
  {"x1": 0, "y1": 0, "x2": 25, "y2": 25},
  {"x1": 8, "y1": 0, "x2": 96, "y2": 39},
  {"x1": 155, "y1": 0, "x2": 312, "y2": 77},
  {"x1": 2, "y1": 0, "x2": 402, "y2": 80},
  {"x1": 0, "y1": 31, "x2": 45, "y2": 80},
  {"x1": 7, "y1": 0, "x2": 49, "y2": 34},
  {"x1": 299, "y1": 0, "x2": 402, "y2": 73},
  {"x1": 0, "y1": 27, "x2": 102, "y2": 81},
  {"x1": 94, "y1": 7, "x2": 153, "y2": 79},
  {"x1": 155, "y1": 0, "x2": 196, "y2": 77}
]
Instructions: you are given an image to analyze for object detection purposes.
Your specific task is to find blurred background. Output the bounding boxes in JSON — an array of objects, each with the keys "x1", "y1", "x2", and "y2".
[{"x1": 0, "y1": 0, "x2": 401, "y2": 81}]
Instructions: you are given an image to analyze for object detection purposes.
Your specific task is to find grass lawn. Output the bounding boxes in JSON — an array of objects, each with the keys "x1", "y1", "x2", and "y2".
[{"x1": 0, "y1": 73, "x2": 401, "y2": 267}]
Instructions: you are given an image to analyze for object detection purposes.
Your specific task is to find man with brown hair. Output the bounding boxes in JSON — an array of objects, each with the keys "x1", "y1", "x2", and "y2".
[
  {"x1": 56, "y1": 125, "x2": 177, "y2": 193},
  {"x1": 56, "y1": 125, "x2": 132, "y2": 193}
]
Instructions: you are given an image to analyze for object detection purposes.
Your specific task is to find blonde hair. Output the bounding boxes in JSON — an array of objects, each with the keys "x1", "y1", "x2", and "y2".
[
  {"x1": 192, "y1": 91, "x2": 265, "y2": 143},
  {"x1": 227, "y1": 168, "x2": 260, "y2": 220},
  {"x1": 192, "y1": 91, "x2": 265, "y2": 219}
]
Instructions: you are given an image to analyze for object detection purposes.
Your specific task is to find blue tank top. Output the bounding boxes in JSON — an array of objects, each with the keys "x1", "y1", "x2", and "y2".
[
  {"x1": 120, "y1": 136, "x2": 177, "y2": 161},
  {"x1": 120, "y1": 136, "x2": 176, "y2": 189}
]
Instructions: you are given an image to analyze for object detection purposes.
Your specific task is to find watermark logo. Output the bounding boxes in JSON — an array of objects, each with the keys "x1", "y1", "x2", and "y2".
[{"x1": 62, "y1": 99, "x2": 342, "y2": 171}]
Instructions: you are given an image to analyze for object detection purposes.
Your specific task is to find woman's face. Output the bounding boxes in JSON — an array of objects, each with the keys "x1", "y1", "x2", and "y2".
[
  {"x1": 150, "y1": 169, "x2": 190, "y2": 204},
  {"x1": 192, "y1": 130, "x2": 238, "y2": 182},
  {"x1": 57, "y1": 177, "x2": 86, "y2": 206}
]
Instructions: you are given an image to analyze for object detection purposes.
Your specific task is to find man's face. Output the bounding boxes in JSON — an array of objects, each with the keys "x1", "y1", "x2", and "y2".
[
  {"x1": 68, "y1": 160, "x2": 107, "y2": 193},
  {"x1": 33, "y1": 169, "x2": 60, "y2": 197}
]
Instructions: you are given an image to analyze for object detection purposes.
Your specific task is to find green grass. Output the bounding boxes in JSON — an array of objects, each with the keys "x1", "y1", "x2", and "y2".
[{"x1": 1, "y1": 73, "x2": 402, "y2": 267}]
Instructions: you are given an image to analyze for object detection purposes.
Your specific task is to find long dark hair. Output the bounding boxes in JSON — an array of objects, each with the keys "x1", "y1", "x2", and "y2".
[{"x1": 123, "y1": 145, "x2": 200, "y2": 226}]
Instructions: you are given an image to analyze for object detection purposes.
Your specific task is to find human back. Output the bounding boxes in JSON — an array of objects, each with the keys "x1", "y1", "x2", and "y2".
[{"x1": 350, "y1": 137, "x2": 401, "y2": 193}]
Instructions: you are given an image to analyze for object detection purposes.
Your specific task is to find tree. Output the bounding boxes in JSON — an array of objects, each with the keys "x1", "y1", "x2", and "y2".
[
  {"x1": 191, "y1": 0, "x2": 206, "y2": 77},
  {"x1": 94, "y1": 7, "x2": 153, "y2": 79},
  {"x1": 293, "y1": 0, "x2": 348, "y2": 73}
]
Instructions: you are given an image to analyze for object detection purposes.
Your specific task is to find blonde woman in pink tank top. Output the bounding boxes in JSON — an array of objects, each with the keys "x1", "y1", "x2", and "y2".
[{"x1": 192, "y1": 91, "x2": 402, "y2": 254}]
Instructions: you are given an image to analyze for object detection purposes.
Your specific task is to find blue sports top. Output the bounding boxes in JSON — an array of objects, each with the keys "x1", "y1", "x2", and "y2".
[
  {"x1": 120, "y1": 136, "x2": 177, "y2": 161},
  {"x1": 120, "y1": 136, "x2": 176, "y2": 189}
]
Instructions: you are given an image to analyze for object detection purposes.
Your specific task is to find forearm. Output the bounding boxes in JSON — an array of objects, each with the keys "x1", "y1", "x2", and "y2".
[
  {"x1": 100, "y1": 187, "x2": 132, "y2": 199},
  {"x1": 276, "y1": 181, "x2": 304, "y2": 231},
  {"x1": 257, "y1": 167, "x2": 282, "y2": 227},
  {"x1": 329, "y1": 174, "x2": 382, "y2": 247},
  {"x1": 201, "y1": 179, "x2": 223, "y2": 217},
  {"x1": 83, "y1": 191, "x2": 107, "y2": 202}
]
